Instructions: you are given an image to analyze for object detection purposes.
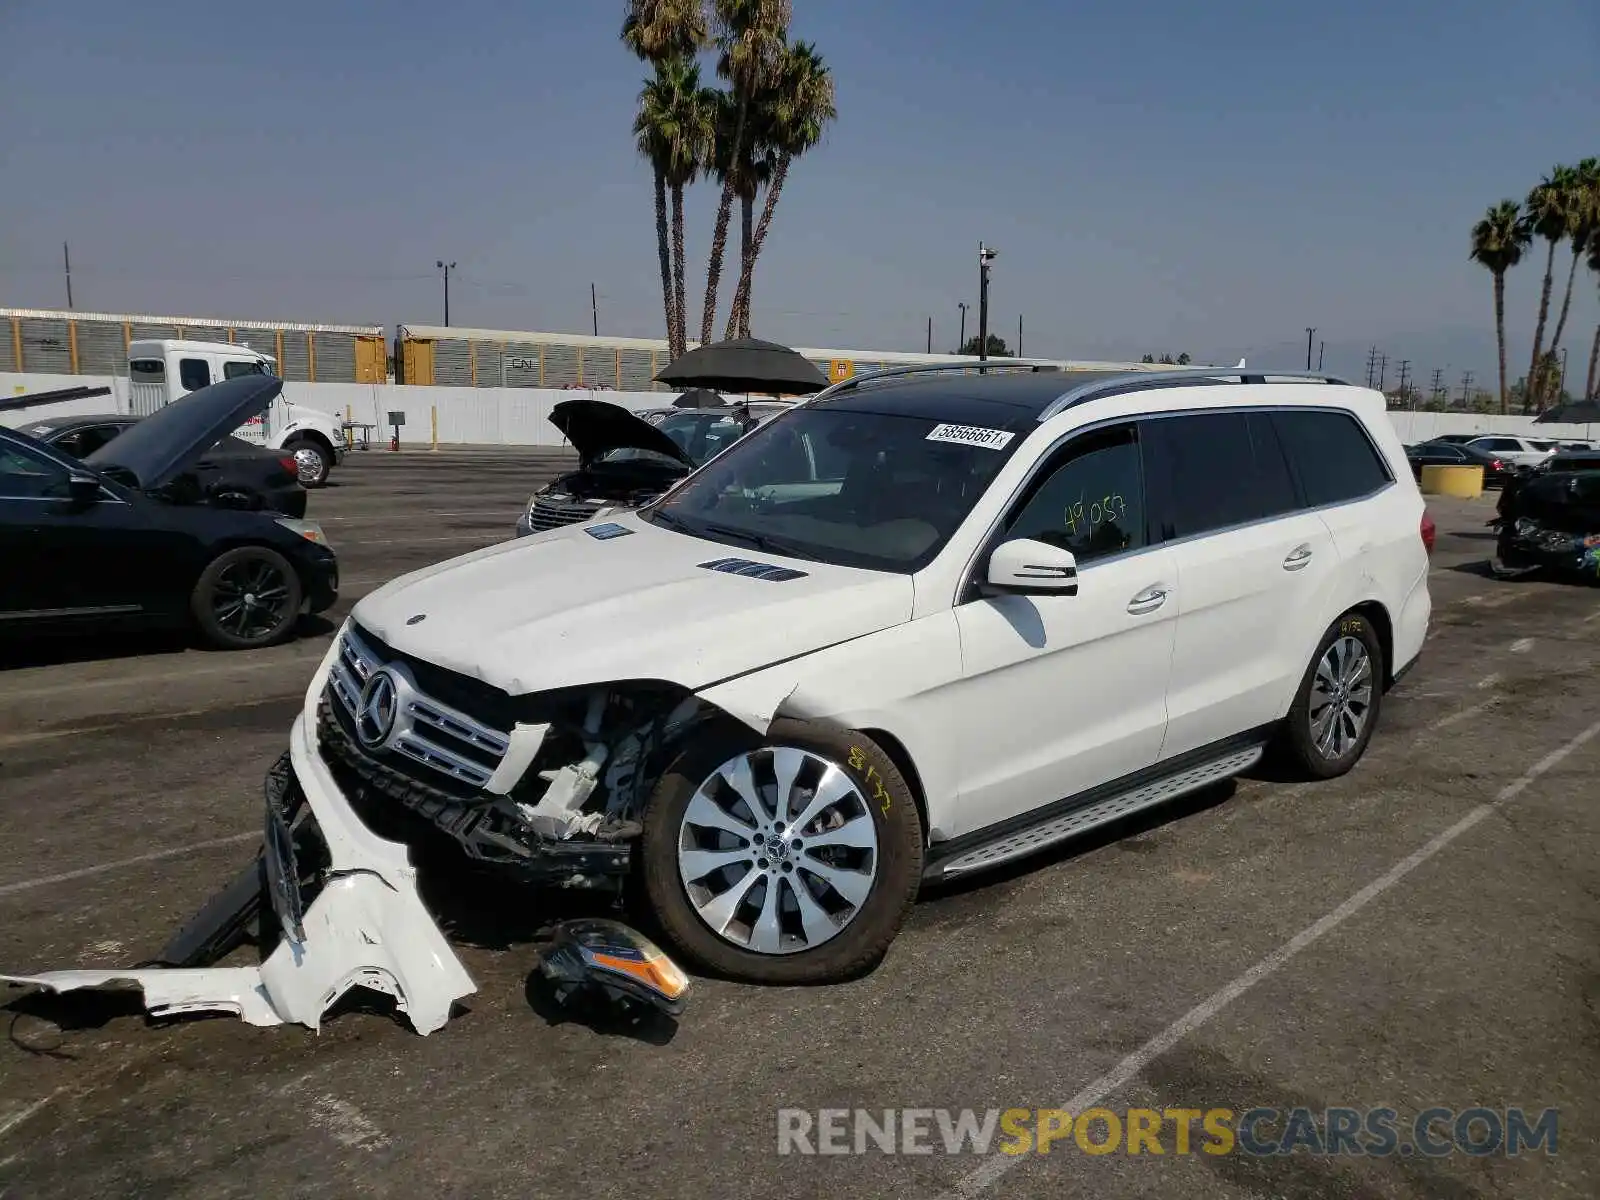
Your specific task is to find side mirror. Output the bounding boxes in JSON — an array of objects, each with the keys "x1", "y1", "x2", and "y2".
[
  {"x1": 64, "y1": 471, "x2": 102, "y2": 507},
  {"x1": 985, "y1": 538, "x2": 1079, "y2": 595}
]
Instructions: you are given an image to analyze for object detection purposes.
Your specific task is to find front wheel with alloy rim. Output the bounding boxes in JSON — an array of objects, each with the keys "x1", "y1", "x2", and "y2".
[
  {"x1": 1279, "y1": 610, "x2": 1385, "y2": 779},
  {"x1": 285, "y1": 436, "x2": 331, "y2": 487},
  {"x1": 190, "y1": 545, "x2": 304, "y2": 650},
  {"x1": 640, "y1": 720, "x2": 924, "y2": 984}
]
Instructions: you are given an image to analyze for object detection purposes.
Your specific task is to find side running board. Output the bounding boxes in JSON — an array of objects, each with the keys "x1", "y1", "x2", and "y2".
[{"x1": 924, "y1": 742, "x2": 1265, "y2": 882}]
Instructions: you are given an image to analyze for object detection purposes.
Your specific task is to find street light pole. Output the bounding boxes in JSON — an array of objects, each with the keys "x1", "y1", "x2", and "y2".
[
  {"x1": 437, "y1": 260, "x2": 456, "y2": 327},
  {"x1": 958, "y1": 302, "x2": 968, "y2": 353},
  {"x1": 977, "y1": 242, "x2": 997, "y2": 369},
  {"x1": 1305, "y1": 327, "x2": 1316, "y2": 370},
  {"x1": 1317, "y1": 341, "x2": 1325, "y2": 371}
]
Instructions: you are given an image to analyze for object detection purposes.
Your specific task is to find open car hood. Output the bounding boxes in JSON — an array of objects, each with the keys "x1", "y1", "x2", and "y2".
[
  {"x1": 550, "y1": 398, "x2": 695, "y2": 468},
  {"x1": 85, "y1": 375, "x2": 282, "y2": 489}
]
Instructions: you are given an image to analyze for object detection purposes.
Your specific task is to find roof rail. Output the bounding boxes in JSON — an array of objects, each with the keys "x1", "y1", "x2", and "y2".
[
  {"x1": 806, "y1": 357, "x2": 1116, "y2": 404},
  {"x1": 1035, "y1": 368, "x2": 1355, "y2": 422}
]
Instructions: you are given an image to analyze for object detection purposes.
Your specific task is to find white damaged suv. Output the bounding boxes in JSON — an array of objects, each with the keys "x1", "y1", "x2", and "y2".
[{"x1": 6, "y1": 362, "x2": 1433, "y2": 1032}]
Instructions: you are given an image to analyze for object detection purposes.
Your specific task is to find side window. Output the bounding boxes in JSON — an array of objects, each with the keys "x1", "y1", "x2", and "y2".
[
  {"x1": 1141, "y1": 411, "x2": 1300, "y2": 541},
  {"x1": 129, "y1": 358, "x2": 165, "y2": 382},
  {"x1": 1003, "y1": 424, "x2": 1145, "y2": 562},
  {"x1": 179, "y1": 358, "x2": 211, "y2": 391},
  {"x1": 223, "y1": 360, "x2": 266, "y2": 379},
  {"x1": 74, "y1": 425, "x2": 125, "y2": 457},
  {"x1": 1270, "y1": 410, "x2": 1392, "y2": 508},
  {"x1": 0, "y1": 442, "x2": 70, "y2": 499}
]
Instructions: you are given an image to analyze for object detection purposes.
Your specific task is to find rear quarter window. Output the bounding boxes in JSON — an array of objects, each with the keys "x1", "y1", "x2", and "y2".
[{"x1": 1270, "y1": 409, "x2": 1393, "y2": 507}]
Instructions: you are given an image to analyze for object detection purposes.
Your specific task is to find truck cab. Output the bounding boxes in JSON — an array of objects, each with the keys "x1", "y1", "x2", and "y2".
[{"x1": 127, "y1": 339, "x2": 346, "y2": 486}]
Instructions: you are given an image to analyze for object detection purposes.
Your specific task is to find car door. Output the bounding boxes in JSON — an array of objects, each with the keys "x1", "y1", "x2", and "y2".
[
  {"x1": 0, "y1": 436, "x2": 195, "y2": 622},
  {"x1": 1143, "y1": 409, "x2": 1340, "y2": 760},
  {"x1": 950, "y1": 421, "x2": 1178, "y2": 834}
]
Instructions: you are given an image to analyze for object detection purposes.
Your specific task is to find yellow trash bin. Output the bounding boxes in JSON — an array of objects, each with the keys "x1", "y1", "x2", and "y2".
[{"x1": 1419, "y1": 463, "x2": 1484, "y2": 498}]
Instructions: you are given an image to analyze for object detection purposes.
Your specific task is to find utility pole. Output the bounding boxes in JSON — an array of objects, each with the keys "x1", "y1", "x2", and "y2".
[
  {"x1": 1377, "y1": 353, "x2": 1388, "y2": 392},
  {"x1": 1305, "y1": 327, "x2": 1316, "y2": 370},
  {"x1": 591, "y1": 283, "x2": 599, "y2": 336},
  {"x1": 1430, "y1": 368, "x2": 1444, "y2": 405},
  {"x1": 1364, "y1": 346, "x2": 1378, "y2": 388},
  {"x1": 927, "y1": 317, "x2": 933, "y2": 354},
  {"x1": 1317, "y1": 341, "x2": 1325, "y2": 371},
  {"x1": 436, "y1": 260, "x2": 456, "y2": 326},
  {"x1": 63, "y1": 242, "x2": 74, "y2": 310},
  {"x1": 958, "y1": 302, "x2": 968, "y2": 353},
  {"x1": 977, "y1": 243, "x2": 997, "y2": 368},
  {"x1": 1460, "y1": 371, "x2": 1474, "y2": 406},
  {"x1": 1397, "y1": 359, "x2": 1411, "y2": 407},
  {"x1": 1017, "y1": 314, "x2": 1023, "y2": 357}
]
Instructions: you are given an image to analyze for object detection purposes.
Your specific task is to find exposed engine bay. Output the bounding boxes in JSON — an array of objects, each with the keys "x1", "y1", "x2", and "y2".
[{"x1": 1492, "y1": 470, "x2": 1600, "y2": 580}]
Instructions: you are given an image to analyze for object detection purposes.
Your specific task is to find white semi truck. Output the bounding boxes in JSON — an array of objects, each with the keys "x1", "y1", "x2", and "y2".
[{"x1": 127, "y1": 339, "x2": 346, "y2": 486}]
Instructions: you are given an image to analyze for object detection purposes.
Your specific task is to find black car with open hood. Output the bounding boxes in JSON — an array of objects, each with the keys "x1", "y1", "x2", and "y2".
[
  {"x1": 0, "y1": 376, "x2": 338, "y2": 652},
  {"x1": 516, "y1": 398, "x2": 782, "y2": 536}
]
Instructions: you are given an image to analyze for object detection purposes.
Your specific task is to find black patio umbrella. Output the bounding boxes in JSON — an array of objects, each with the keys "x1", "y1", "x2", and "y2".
[
  {"x1": 1534, "y1": 400, "x2": 1600, "y2": 424},
  {"x1": 654, "y1": 337, "x2": 829, "y2": 396},
  {"x1": 671, "y1": 388, "x2": 728, "y2": 408}
]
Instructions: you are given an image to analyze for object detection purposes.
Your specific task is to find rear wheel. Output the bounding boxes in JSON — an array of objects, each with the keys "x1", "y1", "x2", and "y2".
[
  {"x1": 640, "y1": 719, "x2": 923, "y2": 984},
  {"x1": 1279, "y1": 611, "x2": 1385, "y2": 779},
  {"x1": 191, "y1": 545, "x2": 303, "y2": 650}
]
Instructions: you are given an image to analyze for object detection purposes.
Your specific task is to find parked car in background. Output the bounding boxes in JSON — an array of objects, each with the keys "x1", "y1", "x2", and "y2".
[
  {"x1": 516, "y1": 398, "x2": 793, "y2": 536},
  {"x1": 1462, "y1": 434, "x2": 1554, "y2": 469},
  {"x1": 18, "y1": 413, "x2": 308, "y2": 518},
  {"x1": 0, "y1": 376, "x2": 338, "y2": 651},
  {"x1": 1404, "y1": 440, "x2": 1514, "y2": 487}
]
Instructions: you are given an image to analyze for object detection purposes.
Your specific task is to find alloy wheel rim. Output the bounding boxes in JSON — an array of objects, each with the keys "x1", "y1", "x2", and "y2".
[
  {"x1": 1309, "y1": 635, "x2": 1374, "y2": 759},
  {"x1": 212, "y1": 559, "x2": 292, "y2": 639},
  {"x1": 677, "y1": 746, "x2": 880, "y2": 956},
  {"x1": 293, "y1": 447, "x2": 324, "y2": 482}
]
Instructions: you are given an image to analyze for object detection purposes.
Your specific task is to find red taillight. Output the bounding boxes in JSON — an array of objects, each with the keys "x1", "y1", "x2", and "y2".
[
  {"x1": 1420, "y1": 511, "x2": 1436, "y2": 556},
  {"x1": 1491, "y1": 459, "x2": 1504, "y2": 472},
  {"x1": 278, "y1": 456, "x2": 298, "y2": 475}
]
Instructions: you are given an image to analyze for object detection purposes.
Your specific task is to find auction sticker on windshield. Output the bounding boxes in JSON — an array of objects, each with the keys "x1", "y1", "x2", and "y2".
[{"x1": 926, "y1": 423, "x2": 1015, "y2": 450}]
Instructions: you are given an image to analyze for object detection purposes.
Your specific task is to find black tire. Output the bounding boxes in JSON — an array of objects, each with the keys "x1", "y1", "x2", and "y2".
[
  {"x1": 285, "y1": 436, "x2": 331, "y2": 487},
  {"x1": 191, "y1": 545, "x2": 304, "y2": 650},
  {"x1": 640, "y1": 718, "x2": 924, "y2": 985},
  {"x1": 1278, "y1": 610, "x2": 1386, "y2": 780}
]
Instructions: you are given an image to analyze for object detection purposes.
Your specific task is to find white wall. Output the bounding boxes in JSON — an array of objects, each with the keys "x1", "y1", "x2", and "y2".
[{"x1": 3, "y1": 371, "x2": 1594, "y2": 446}]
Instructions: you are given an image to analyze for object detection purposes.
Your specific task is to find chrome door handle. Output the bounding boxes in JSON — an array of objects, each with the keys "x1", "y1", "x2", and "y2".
[
  {"x1": 1283, "y1": 544, "x2": 1314, "y2": 571},
  {"x1": 1127, "y1": 586, "x2": 1168, "y2": 615}
]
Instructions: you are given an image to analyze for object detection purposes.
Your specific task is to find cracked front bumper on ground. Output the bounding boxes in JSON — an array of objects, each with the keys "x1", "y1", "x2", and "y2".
[{"x1": 2, "y1": 639, "x2": 477, "y2": 1036}]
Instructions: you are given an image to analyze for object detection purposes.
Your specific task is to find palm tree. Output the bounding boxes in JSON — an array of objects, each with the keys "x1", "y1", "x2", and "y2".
[
  {"x1": 1469, "y1": 200, "x2": 1530, "y2": 415},
  {"x1": 633, "y1": 70, "x2": 679, "y2": 354},
  {"x1": 699, "y1": 0, "x2": 791, "y2": 346},
  {"x1": 1546, "y1": 158, "x2": 1599, "y2": 385},
  {"x1": 623, "y1": 2, "x2": 709, "y2": 351},
  {"x1": 721, "y1": 84, "x2": 780, "y2": 340},
  {"x1": 726, "y1": 40, "x2": 836, "y2": 338},
  {"x1": 622, "y1": 0, "x2": 708, "y2": 62},
  {"x1": 1522, "y1": 166, "x2": 1576, "y2": 411},
  {"x1": 1585, "y1": 234, "x2": 1600, "y2": 401},
  {"x1": 662, "y1": 67, "x2": 717, "y2": 357}
]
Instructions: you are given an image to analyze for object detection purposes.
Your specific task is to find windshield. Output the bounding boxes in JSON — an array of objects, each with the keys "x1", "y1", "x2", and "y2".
[
  {"x1": 599, "y1": 410, "x2": 754, "y2": 468},
  {"x1": 640, "y1": 406, "x2": 1023, "y2": 572}
]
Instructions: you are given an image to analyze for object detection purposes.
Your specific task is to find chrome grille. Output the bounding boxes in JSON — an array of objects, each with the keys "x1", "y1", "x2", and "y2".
[
  {"x1": 525, "y1": 496, "x2": 604, "y2": 532},
  {"x1": 327, "y1": 626, "x2": 511, "y2": 789}
]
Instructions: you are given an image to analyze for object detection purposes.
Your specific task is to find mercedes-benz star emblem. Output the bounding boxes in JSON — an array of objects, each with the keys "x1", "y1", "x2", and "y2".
[{"x1": 356, "y1": 670, "x2": 399, "y2": 749}]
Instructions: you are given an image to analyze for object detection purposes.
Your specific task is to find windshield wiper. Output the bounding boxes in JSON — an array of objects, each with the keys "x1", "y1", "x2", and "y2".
[
  {"x1": 648, "y1": 508, "x2": 692, "y2": 533},
  {"x1": 700, "y1": 522, "x2": 817, "y2": 562}
]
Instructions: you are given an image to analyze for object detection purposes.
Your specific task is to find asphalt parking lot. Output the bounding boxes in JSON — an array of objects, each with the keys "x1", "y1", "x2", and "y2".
[{"x1": 1, "y1": 449, "x2": 1597, "y2": 1199}]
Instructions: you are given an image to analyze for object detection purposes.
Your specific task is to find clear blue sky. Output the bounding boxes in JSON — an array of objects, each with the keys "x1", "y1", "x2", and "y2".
[{"x1": 3, "y1": 0, "x2": 1597, "y2": 387}]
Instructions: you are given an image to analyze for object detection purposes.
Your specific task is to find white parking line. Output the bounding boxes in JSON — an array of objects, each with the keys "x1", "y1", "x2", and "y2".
[
  {"x1": 0, "y1": 833, "x2": 258, "y2": 899},
  {"x1": 1509, "y1": 637, "x2": 1535, "y2": 653},
  {"x1": 948, "y1": 715, "x2": 1600, "y2": 1196},
  {"x1": 349, "y1": 534, "x2": 505, "y2": 547}
]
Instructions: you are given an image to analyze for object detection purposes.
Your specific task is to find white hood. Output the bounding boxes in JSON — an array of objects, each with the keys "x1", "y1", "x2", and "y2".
[{"x1": 352, "y1": 515, "x2": 914, "y2": 696}]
